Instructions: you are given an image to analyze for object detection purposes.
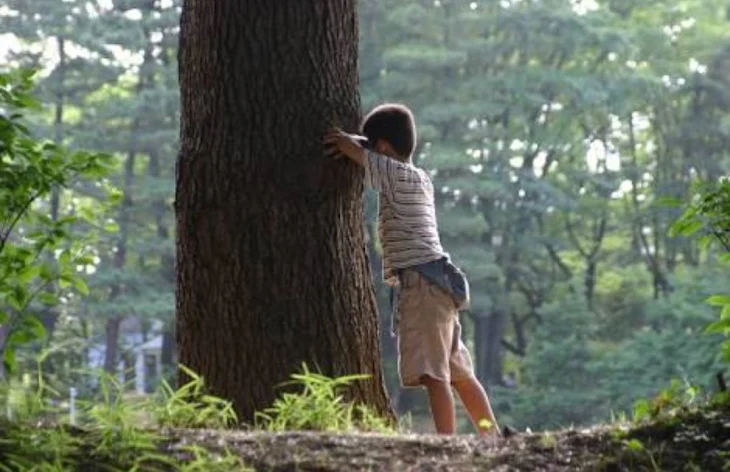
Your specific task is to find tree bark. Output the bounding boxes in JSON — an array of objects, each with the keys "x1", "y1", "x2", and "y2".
[
  {"x1": 176, "y1": 0, "x2": 393, "y2": 422},
  {"x1": 473, "y1": 310, "x2": 505, "y2": 388}
]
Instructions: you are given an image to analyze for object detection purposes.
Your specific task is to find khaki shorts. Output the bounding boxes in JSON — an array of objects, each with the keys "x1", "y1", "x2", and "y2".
[{"x1": 397, "y1": 269, "x2": 475, "y2": 387}]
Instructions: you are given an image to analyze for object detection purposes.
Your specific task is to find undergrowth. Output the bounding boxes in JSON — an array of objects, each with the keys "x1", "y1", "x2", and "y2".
[
  {"x1": 0, "y1": 364, "x2": 248, "y2": 471},
  {"x1": 254, "y1": 363, "x2": 394, "y2": 434},
  {"x1": 0, "y1": 362, "x2": 393, "y2": 470}
]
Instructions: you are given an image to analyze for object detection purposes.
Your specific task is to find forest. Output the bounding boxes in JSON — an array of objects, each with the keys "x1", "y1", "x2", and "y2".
[{"x1": 1, "y1": 0, "x2": 730, "y2": 459}]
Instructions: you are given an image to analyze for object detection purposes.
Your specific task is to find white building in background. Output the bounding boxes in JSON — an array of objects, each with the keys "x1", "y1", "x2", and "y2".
[{"x1": 134, "y1": 335, "x2": 163, "y2": 394}]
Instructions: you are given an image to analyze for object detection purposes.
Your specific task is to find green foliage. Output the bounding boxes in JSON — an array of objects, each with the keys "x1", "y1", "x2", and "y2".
[
  {"x1": 632, "y1": 379, "x2": 701, "y2": 423},
  {"x1": 0, "y1": 364, "x2": 250, "y2": 471},
  {"x1": 151, "y1": 364, "x2": 237, "y2": 429},
  {"x1": 0, "y1": 68, "x2": 116, "y2": 373},
  {"x1": 671, "y1": 181, "x2": 730, "y2": 364},
  {"x1": 255, "y1": 364, "x2": 394, "y2": 434}
]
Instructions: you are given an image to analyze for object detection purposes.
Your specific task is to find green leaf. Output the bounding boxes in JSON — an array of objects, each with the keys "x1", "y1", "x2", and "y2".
[
  {"x1": 72, "y1": 276, "x2": 90, "y2": 296},
  {"x1": 22, "y1": 315, "x2": 47, "y2": 340},
  {"x1": 3, "y1": 347, "x2": 17, "y2": 374},
  {"x1": 0, "y1": 310, "x2": 8, "y2": 324},
  {"x1": 16, "y1": 265, "x2": 40, "y2": 284},
  {"x1": 669, "y1": 217, "x2": 702, "y2": 237},
  {"x1": 58, "y1": 276, "x2": 71, "y2": 290},
  {"x1": 705, "y1": 319, "x2": 730, "y2": 335},
  {"x1": 655, "y1": 196, "x2": 682, "y2": 208},
  {"x1": 706, "y1": 295, "x2": 730, "y2": 307},
  {"x1": 625, "y1": 439, "x2": 645, "y2": 452},
  {"x1": 632, "y1": 399, "x2": 651, "y2": 422},
  {"x1": 37, "y1": 292, "x2": 60, "y2": 306},
  {"x1": 58, "y1": 250, "x2": 72, "y2": 267},
  {"x1": 103, "y1": 221, "x2": 120, "y2": 233}
]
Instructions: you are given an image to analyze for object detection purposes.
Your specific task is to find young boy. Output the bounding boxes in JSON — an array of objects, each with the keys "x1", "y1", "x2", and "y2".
[{"x1": 323, "y1": 103, "x2": 500, "y2": 437}]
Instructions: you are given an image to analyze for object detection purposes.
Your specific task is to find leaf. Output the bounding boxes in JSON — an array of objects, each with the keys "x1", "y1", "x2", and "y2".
[
  {"x1": 632, "y1": 399, "x2": 651, "y2": 422},
  {"x1": 669, "y1": 217, "x2": 702, "y2": 237},
  {"x1": 37, "y1": 292, "x2": 60, "y2": 306},
  {"x1": 625, "y1": 439, "x2": 645, "y2": 452},
  {"x1": 103, "y1": 221, "x2": 120, "y2": 233},
  {"x1": 705, "y1": 295, "x2": 730, "y2": 307},
  {"x1": 655, "y1": 196, "x2": 682, "y2": 208},
  {"x1": 72, "y1": 276, "x2": 90, "y2": 296},
  {"x1": 0, "y1": 310, "x2": 8, "y2": 324},
  {"x1": 16, "y1": 265, "x2": 40, "y2": 284},
  {"x1": 3, "y1": 347, "x2": 17, "y2": 374},
  {"x1": 22, "y1": 314, "x2": 47, "y2": 340},
  {"x1": 705, "y1": 319, "x2": 730, "y2": 335},
  {"x1": 8, "y1": 329, "x2": 35, "y2": 345}
]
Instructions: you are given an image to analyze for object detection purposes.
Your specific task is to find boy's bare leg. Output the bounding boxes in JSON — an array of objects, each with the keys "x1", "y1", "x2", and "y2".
[
  {"x1": 452, "y1": 376, "x2": 500, "y2": 437},
  {"x1": 421, "y1": 375, "x2": 456, "y2": 434}
]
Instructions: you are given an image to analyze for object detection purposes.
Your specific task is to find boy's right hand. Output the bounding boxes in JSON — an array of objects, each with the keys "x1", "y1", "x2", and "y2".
[{"x1": 323, "y1": 127, "x2": 366, "y2": 166}]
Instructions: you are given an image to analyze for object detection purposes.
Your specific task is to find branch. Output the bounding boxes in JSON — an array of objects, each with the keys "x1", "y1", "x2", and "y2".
[
  {"x1": 500, "y1": 338, "x2": 525, "y2": 357},
  {"x1": 565, "y1": 214, "x2": 589, "y2": 258},
  {"x1": 544, "y1": 243, "x2": 572, "y2": 278},
  {"x1": 0, "y1": 190, "x2": 43, "y2": 255}
]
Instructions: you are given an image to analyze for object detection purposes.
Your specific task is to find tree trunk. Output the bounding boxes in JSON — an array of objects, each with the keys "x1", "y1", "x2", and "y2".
[
  {"x1": 39, "y1": 36, "x2": 66, "y2": 341},
  {"x1": 176, "y1": 0, "x2": 393, "y2": 423},
  {"x1": 103, "y1": 316, "x2": 122, "y2": 374},
  {"x1": 473, "y1": 311, "x2": 505, "y2": 388}
]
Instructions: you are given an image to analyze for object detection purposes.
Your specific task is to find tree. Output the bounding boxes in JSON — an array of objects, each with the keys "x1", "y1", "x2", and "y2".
[{"x1": 176, "y1": 0, "x2": 392, "y2": 422}]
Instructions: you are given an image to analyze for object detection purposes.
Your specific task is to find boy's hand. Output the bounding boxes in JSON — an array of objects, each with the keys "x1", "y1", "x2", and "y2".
[{"x1": 323, "y1": 127, "x2": 366, "y2": 166}]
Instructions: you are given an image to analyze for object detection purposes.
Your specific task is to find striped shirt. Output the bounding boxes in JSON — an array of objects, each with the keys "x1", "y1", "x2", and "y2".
[{"x1": 364, "y1": 150, "x2": 446, "y2": 286}]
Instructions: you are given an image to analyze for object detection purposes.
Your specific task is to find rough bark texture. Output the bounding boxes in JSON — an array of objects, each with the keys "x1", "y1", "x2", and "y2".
[{"x1": 176, "y1": 0, "x2": 392, "y2": 422}]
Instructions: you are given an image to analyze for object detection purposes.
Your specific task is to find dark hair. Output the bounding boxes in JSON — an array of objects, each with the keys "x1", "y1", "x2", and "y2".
[{"x1": 360, "y1": 103, "x2": 417, "y2": 159}]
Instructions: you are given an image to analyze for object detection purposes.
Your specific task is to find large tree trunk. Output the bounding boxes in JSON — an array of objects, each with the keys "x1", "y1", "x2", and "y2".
[
  {"x1": 176, "y1": 0, "x2": 393, "y2": 422},
  {"x1": 473, "y1": 311, "x2": 505, "y2": 387}
]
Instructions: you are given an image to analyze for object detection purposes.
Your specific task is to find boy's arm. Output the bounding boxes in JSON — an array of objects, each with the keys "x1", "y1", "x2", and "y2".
[
  {"x1": 323, "y1": 127, "x2": 409, "y2": 193},
  {"x1": 323, "y1": 127, "x2": 366, "y2": 166}
]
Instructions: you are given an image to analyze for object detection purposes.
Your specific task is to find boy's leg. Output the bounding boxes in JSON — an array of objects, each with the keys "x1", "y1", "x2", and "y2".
[
  {"x1": 449, "y1": 319, "x2": 501, "y2": 437},
  {"x1": 452, "y1": 376, "x2": 500, "y2": 436},
  {"x1": 421, "y1": 375, "x2": 456, "y2": 434},
  {"x1": 397, "y1": 270, "x2": 459, "y2": 435}
]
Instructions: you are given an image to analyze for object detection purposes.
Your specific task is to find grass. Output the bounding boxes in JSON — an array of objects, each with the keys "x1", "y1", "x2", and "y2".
[
  {"x1": 254, "y1": 363, "x2": 395, "y2": 434},
  {"x1": 0, "y1": 362, "x2": 394, "y2": 470}
]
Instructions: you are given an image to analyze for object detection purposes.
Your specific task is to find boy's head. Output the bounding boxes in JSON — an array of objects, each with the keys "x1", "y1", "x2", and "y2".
[{"x1": 360, "y1": 103, "x2": 417, "y2": 163}]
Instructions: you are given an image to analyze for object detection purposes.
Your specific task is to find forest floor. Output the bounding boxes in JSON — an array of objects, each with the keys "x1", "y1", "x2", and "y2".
[
  {"x1": 1, "y1": 403, "x2": 729, "y2": 471},
  {"x1": 159, "y1": 405, "x2": 730, "y2": 471}
]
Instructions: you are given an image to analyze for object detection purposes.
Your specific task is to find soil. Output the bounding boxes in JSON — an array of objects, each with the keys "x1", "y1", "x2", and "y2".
[
  {"x1": 160, "y1": 406, "x2": 730, "y2": 471},
  {"x1": 2, "y1": 405, "x2": 729, "y2": 471}
]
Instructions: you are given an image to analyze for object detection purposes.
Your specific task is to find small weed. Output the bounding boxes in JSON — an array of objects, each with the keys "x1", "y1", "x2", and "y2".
[
  {"x1": 538, "y1": 432, "x2": 558, "y2": 451},
  {"x1": 255, "y1": 363, "x2": 394, "y2": 433},
  {"x1": 0, "y1": 423, "x2": 80, "y2": 472},
  {"x1": 82, "y1": 371, "x2": 175, "y2": 470},
  {"x1": 150, "y1": 364, "x2": 237, "y2": 429},
  {"x1": 633, "y1": 379, "x2": 701, "y2": 423},
  {"x1": 622, "y1": 438, "x2": 661, "y2": 472},
  {"x1": 0, "y1": 364, "x2": 249, "y2": 471},
  {"x1": 178, "y1": 444, "x2": 252, "y2": 472}
]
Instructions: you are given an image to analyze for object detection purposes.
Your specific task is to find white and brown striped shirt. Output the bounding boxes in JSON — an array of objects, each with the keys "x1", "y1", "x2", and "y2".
[{"x1": 364, "y1": 150, "x2": 446, "y2": 286}]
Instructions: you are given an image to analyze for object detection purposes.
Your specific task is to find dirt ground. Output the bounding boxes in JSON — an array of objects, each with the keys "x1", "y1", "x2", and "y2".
[{"x1": 163, "y1": 406, "x2": 730, "y2": 471}]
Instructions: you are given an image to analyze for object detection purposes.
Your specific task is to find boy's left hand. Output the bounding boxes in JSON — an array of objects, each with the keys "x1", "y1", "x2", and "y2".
[{"x1": 323, "y1": 127, "x2": 366, "y2": 165}]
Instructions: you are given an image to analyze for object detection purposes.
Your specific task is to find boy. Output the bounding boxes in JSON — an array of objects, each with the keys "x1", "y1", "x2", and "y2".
[{"x1": 323, "y1": 104, "x2": 500, "y2": 437}]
